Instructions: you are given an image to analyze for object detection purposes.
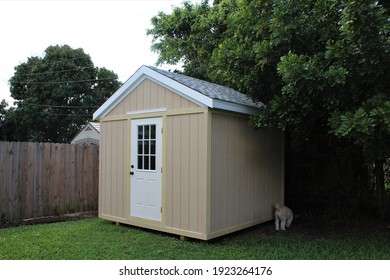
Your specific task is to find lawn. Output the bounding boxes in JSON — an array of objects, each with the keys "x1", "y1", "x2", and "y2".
[{"x1": 0, "y1": 218, "x2": 389, "y2": 260}]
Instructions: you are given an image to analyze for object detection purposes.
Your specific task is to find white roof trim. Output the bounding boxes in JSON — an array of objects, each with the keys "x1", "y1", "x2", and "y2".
[
  {"x1": 212, "y1": 100, "x2": 261, "y2": 115},
  {"x1": 93, "y1": 65, "x2": 260, "y2": 120}
]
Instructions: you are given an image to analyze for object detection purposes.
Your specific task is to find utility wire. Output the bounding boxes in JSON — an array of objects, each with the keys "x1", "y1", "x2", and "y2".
[
  {"x1": 11, "y1": 77, "x2": 117, "y2": 85},
  {"x1": 14, "y1": 66, "x2": 96, "y2": 78},
  {"x1": 21, "y1": 104, "x2": 99, "y2": 109},
  {"x1": 47, "y1": 113, "x2": 92, "y2": 117}
]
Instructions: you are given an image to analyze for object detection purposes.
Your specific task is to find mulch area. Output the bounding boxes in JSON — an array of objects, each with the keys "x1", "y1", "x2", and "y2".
[{"x1": 0, "y1": 211, "x2": 98, "y2": 229}]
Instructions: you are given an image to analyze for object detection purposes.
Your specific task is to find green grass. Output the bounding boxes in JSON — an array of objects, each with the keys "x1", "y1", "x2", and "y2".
[{"x1": 0, "y1": 218, "x2": 388, "y2": 260}]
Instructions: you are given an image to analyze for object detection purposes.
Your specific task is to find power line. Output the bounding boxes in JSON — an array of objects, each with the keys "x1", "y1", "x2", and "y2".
[
  {"x1": 21, "y1": 104, "x2": 99, "y2": 109},
  {"x1": 48, "y1": 113, "x2": 92, "y2": 117},
  {"x1": 27, "y1": 104, "x2": 97, "y2": 109},
  {"x1": 15, "y1": 66, "x2": 96, "y2": 78},
  {"x1": 11, "y1": 77, "x2": 117, "y2": 85}
]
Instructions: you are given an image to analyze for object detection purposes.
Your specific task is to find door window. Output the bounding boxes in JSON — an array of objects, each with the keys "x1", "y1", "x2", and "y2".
[{"x1": 137, "y1": 124, "x2": 156, "y2": 170}]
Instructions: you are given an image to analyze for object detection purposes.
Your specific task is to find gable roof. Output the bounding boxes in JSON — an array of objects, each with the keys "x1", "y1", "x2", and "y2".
[
  {"x1": 89, "y1": 122, "x2": 100, "y2": 133},
  {"x1": 70, "y1": 122, "x2": 100, "y2": 144},
  {"x1": 93, "y1": 65, "x2": 264, "y2": 120}
]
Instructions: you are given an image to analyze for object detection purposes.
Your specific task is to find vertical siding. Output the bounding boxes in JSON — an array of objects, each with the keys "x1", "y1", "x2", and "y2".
[
  {"x1": 106, "y1": 79, "x2": 199, "y2": 117},
  {"x1": 165, "y1": 112, "x2": 208, "y2": 235},
  {"x1": 99, "y1": 77, "x2": 205, "y2": 231},
  {"x1": 99, "y1": 120, "x2": 128, "y2": 220},
  {"x1": 210, "y1": 112, "x2": 284, "y2": 234}
]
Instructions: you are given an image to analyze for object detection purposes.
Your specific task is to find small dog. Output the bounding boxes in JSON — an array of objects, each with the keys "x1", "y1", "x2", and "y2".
[{"x1": 274, "y1": 203, "x2": 293, "y2": 230}]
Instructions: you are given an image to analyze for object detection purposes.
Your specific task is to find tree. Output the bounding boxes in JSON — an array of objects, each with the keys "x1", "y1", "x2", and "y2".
[
  {"x1": 148, "y1": 0, "x2": 390, "y2": 217},
  {"x1": 7, "y1": 45, "x2": 121, "y2": 143},
  {"x1": 0, "y1": 99, "x2": 9, "y2": 140},
  {"x1": 147, "y1": 0, "x2": 233, "y2": 79}
]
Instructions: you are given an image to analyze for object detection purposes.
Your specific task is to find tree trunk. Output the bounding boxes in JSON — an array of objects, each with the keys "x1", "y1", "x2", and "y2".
[{"x1": 374, "y1": 159, "x2": 385, "y2": 218}]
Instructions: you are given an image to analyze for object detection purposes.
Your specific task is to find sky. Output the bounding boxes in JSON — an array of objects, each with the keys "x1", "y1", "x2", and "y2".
[{"x1": 0, "y1": 0, "x2": 193, "y2": 104}]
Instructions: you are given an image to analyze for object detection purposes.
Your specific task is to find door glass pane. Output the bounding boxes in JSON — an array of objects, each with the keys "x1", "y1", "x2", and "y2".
[
  {"x1": 138, "y1": 126, "x2": 143, "y2": 139},
  {"x1": 150, "y1": 156, "x2": 156, "y2": 170},
  {"x1": 151, "y1": 125, "x2": 156, "y2": 139},
  {"x1": 144, "y1": 125, "x2": 150, "y2": 139},
  {"x1": 138, "y1": 156, "x2": 143, "y2": 169},
  {"x1": 138, "y1": 140, "x2": 143, "y2": 154},
  {"x1": 144, "y1": 140, "x2": 149, "y2": 154},
  {"x1": 151, "y1": 140, "x2": 156, "y2": 155},
  {"x1": 144, "y1": 156, "x2": 149, "y2": 170}
]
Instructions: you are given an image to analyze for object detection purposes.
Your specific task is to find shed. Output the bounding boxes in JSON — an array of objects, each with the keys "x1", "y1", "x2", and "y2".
[
  {"x1": 93, "y1": 65, "x2": 284, "y2": 240},
  {"x1": 71, "y1": 122, "x2": 100, "y2": 145}
]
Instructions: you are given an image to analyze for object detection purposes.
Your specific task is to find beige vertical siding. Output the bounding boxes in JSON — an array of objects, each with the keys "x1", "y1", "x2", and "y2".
[
  {"x1": 99, "y1": 119, "x2": 128, "y2": 221},
  {"x1": 209, "y1": 111, "x2": 284, "y2": 235},
  {"x1": 165, "y1": 112, "x2": 208, "y2": 235},
  {"x1": 107, "y1": 79, "x2": 199, "y2": 117}
]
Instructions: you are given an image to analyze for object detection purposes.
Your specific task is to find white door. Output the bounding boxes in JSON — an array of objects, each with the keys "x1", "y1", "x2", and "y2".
[{"x1": 130, "y1": 118, "x2": 162, "y2": 221}]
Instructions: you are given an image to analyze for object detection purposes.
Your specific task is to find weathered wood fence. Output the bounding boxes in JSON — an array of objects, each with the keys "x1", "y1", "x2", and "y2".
[{"x1": 0, "y1": 142, "x2": 99, "y2": 223}]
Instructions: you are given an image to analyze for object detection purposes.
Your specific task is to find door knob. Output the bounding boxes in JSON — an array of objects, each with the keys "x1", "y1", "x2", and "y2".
[
  {"x1": 130, "y1": 171, "x2": 134, "y2": 175},
  {"x1": 131, "y1": 164, "x2": 134, "y2": 168}
]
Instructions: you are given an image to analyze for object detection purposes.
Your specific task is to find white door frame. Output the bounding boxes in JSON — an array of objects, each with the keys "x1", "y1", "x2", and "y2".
[{"x1": 130, "y1": 117, "x2": 163, "y2": 222}]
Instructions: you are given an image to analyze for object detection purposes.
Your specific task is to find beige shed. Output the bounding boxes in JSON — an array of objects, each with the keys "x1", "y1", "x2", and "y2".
[{"x1": 93, "y1": 65, "x2": 284, "y2": 240}]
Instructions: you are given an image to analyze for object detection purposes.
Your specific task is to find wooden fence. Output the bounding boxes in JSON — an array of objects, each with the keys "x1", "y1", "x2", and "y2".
[{"x1": 0, "y1": 142, "x2": 99, "y2": 223}]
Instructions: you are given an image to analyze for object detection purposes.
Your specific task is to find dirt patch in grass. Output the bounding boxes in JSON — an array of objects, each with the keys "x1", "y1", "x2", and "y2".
[{"x1": 0, "y1": 211, "x2": 98, "y2": 229}]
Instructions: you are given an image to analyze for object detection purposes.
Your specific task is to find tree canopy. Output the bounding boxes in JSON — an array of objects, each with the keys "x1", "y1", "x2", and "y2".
[
  {"x1": 2, "y1": 45, "x2": 121, "y2": 143},
  {"x1": 148, "y1": 0, "x2": 390, "y2": 217}
]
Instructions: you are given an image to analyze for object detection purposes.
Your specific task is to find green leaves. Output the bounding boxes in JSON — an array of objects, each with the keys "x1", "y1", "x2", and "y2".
[
  {"x1": 330, "y1": 99, "x2": 390, "y2": 160},
  {"x1": 5, "y1": 44, "x2": 121, "y2": 143},
  {"x1": 331, "y1": 108, "x2": 375, "y2": 138}
]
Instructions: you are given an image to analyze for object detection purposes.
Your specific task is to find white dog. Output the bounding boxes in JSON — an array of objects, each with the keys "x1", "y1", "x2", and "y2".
[{"x1": 274, "y1": 203, "x2": 293, "y2": 230}]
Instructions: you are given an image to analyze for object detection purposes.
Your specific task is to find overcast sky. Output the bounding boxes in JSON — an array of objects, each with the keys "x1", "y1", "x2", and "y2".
[{"x1": 0, "y1": 0, "x2": 192, "y2": 104}]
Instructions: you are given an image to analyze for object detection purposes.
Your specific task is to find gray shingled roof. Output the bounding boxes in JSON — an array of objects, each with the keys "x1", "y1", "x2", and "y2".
[{"x1": 146, "y1": 66, "x2": 264, "y2": 109}]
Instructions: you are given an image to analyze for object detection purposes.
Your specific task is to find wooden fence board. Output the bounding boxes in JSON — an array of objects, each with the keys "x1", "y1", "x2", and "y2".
[
  {"x1": 35, "y1": 143, "x2": 45, "y2": 218},
  {"x1": 9, "y1": 142, "x2": 20, "y2": 221},
  {"x1": 91, "y1": 144, "x2": 99, "y2": 209},
  {"x1": 58, "y1": 144, "x2": 66, "y2": 215},
  {"x1": 42, "y1": 142, "x2": 50, "y2": 216},
  {"x1": 25, "y1": 142, "x2": 35, "y2": 218},
  {"x1": 65, "y1": 144, "x2": 72, "y2": 212},
  {"x1": 0, "y1": 142, "x2": 8, "y2": 221},
  {"x1": 69, "y1": 144, "x2": 77, "y2": 213},
  {"x1": 0, "y1": 142, "x2": 99, "y2": 223}
]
